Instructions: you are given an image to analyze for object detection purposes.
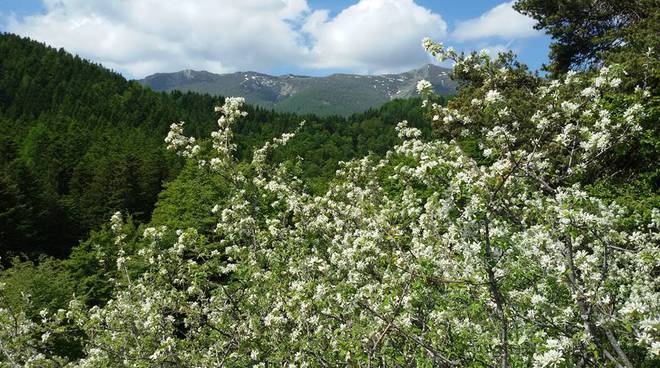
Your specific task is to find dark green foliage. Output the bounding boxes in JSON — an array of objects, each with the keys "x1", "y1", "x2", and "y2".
[
  {"x1": 514, "y1": 0, "x2": 660, "y2": 77},
  {"x1": 0, "y1": 33, "x2": 438, "y2": 260},
  {"x1": 0, "y1": 154, "x2": 72, "y2": 257},
  {"x1": 0, "y1": 33, "x2": 205, "y2": 259}
]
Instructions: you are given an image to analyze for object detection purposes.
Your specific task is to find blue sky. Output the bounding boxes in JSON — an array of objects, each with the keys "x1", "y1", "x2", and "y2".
[{"x1": 0, "y1": 0, "x2": 551, "y2": 79}]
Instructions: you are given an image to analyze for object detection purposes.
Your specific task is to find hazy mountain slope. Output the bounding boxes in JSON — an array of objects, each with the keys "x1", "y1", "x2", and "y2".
[{"x1": 139, "y1": 64, "x2": 455, "y2": 116}]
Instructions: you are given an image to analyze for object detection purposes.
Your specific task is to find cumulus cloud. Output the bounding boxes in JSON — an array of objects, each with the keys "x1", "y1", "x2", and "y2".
[
  {"x1": 302, "y1": 0, "x2": 446, "y2": 73},
  {"x1": 6, "y1": 0, "x2": 309, "y2": 77},
  {"x1": 5, "y1": 0, "x2": 449, "y2": 77},
  {"x1": 4, "y1": 0, "x2": 541, "y2": 78},
  {"x1": 452, "y1": 1, "x2": 539, "y2": 41}
]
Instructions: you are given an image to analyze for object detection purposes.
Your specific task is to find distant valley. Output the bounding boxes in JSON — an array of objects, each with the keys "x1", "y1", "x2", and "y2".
[{"x1": 138, "y1": 64, "x2": 455, "y2": 116}]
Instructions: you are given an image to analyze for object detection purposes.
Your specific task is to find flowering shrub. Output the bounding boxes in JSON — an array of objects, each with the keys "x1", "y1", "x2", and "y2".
[{"x1": 0, "y1": 39, "x2": 657, "y2": 367}]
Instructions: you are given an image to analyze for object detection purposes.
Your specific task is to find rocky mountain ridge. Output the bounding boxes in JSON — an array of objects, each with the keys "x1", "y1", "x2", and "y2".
[{"x1": 138, "y1": 64, "x2": 455, "y2": 116}]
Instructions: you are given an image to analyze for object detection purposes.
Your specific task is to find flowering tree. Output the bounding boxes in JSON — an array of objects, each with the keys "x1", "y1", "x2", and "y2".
[{"x1": 1, "y1": 40, "x2": 658, "y2": 367}]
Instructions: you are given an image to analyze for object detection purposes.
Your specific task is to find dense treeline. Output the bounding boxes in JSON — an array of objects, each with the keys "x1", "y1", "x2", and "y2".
[
  {"x1": 0, "y1": 33, "x2": 208, "y2": 258},
  {"x1": 0, "y1": 33, "x2": 440, "y2": 259}
]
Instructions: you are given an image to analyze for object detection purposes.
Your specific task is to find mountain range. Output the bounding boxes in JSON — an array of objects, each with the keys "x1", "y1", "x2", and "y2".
[{"x1": 138, "y1": 64, "x2": 455, "y2": 116}]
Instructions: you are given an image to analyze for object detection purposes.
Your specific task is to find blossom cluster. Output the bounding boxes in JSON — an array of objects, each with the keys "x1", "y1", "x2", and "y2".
[
  {"x1": 2, "y1": 39, "x2": 657, "y2": 367},
  {"x1": 164, "y1": 121, "x2": 199, "y2": 158}
]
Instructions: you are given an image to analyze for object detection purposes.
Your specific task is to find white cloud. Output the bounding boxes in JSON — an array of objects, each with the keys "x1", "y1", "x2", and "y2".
[
  {"x1": 452, "y1": 1, "x2": 539, "y2": 42},
  {"x1": 9, "y1": 0, "x2": 539, "y2": 77},
  {"x1": 303, "y1": 0, "x2": 447, "y2": 73},
  {"x1": 6, "y1": 0, "x2": 448, "y2": 78},
  {"x1": 7, "y1": 0, "x2": 310, "y2": 78}
]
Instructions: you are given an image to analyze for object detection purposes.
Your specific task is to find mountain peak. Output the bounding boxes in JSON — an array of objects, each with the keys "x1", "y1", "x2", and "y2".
[
  {"x1": 138, "y1": 65, "x2": 456, "y2": 116},
  {"x1": 411, "y1": 63, "x2": 451, "y2": 74},
  {"x1": 182, "y1": 69, "x2": 198, "y2": 78}
]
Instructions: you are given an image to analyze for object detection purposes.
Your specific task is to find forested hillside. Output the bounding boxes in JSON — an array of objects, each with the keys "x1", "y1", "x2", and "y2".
[{"x1": 0, "y1": 33, "x2": 442, "y2": 259}]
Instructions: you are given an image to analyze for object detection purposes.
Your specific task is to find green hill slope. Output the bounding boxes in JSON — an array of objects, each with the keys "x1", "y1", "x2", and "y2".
[{"x1": 0, "y1": 33, "x2": 442, "y2": 259}]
